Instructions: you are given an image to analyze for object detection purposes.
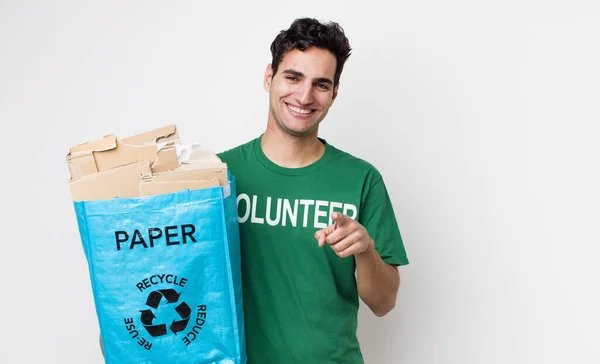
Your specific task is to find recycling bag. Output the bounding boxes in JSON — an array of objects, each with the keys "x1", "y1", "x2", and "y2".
[{"x1": 74, "y1": 175, "x2": 246, "y2": 364}]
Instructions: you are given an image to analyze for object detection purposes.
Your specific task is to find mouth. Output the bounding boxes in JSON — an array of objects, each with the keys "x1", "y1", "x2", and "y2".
[{"x1": 285, "y1": 103, "x2": 316, "y2": 117}]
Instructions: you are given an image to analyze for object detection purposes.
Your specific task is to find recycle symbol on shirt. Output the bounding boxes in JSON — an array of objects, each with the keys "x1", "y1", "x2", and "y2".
[{"x1": 140, "y1": 289, "x2": 191, "y2": 337}]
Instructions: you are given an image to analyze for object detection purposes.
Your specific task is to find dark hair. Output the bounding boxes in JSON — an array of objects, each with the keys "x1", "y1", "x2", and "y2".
[{"x1": 270, "y1": 18, "x2": 352, "y2": 87}]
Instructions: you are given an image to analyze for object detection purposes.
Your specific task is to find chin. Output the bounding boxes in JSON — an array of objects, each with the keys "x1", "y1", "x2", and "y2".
[
  {"x1": 276, "y1": 122, "x2": 314, "y2": 137},
  {"x1": 282, "y1": 121, "x2": 318, "y2": 136}
]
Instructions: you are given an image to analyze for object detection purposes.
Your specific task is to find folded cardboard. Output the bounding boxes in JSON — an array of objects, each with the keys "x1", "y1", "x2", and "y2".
[
  {"x1": 67, "y1": 125, "x2": 180, "y2": 180},
  {"x1": 148, "y1": 168, "x2": 228, "y2": 188},
  {"x1": 69, "y1": 160, "x2": 153, "y2": 201},
  {"x1": 139, "y1": 179, "x2": 220, "y2": 196},
  {"x1": 67, "y1": 125, "x2": 228, "y2": 202}
]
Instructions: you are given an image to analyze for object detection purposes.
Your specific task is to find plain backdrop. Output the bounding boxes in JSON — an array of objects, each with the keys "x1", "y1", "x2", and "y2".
[{"x1": 1, "y1": 1, "x2": 599, "y2": 363}]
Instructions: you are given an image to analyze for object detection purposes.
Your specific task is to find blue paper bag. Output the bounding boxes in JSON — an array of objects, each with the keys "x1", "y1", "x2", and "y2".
[{"x1": 74, "y1": 175, "x2": 246, "y2": 364}]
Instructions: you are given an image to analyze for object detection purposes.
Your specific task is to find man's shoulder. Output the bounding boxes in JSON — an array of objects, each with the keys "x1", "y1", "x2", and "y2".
[
  {"x1": 217, "y1": 137, "x2": 258, "y2": 164},
  {"x1": 326, "y1": 142, "x2": 383, "y2": 182}
]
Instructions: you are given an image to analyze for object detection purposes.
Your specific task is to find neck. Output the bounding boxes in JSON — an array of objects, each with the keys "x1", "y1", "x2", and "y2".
[{"x1": 261, "y1": 123, "x2": 325, "y2": 168}]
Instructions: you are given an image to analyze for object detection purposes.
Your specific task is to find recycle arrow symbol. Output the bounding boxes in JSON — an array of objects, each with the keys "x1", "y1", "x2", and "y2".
[
  {"x1": 170, "y1": 302, "x2": 191, "y2": 335},
  {"x1": 140, "y1": 289, "x2": 186, "y2": 337},
  {"x1": 140, "y1": 309, "x2": 167, "y2": 337},
  {"x1": 145, "y1": 289, "x2": 181, "y2": 309}
]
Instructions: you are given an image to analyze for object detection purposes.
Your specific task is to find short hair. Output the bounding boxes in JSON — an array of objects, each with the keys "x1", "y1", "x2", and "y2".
[{"x1": 270, "y1": 18, "x2": 352, "y2": 87}]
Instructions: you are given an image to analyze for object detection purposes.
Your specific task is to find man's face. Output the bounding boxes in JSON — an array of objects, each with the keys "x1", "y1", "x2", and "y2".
[{"x1": 264, "y1": 47, "x2": 338, "y2": 138}]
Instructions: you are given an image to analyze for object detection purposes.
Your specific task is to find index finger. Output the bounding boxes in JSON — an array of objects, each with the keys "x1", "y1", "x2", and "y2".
[{"x1": 331, "y1": 212, "x2": 350, "y2": 227}]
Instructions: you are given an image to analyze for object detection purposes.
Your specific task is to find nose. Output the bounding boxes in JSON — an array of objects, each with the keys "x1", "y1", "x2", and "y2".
[{"x1": 295, "y1": 81, "x2": 314, "y2": 105}]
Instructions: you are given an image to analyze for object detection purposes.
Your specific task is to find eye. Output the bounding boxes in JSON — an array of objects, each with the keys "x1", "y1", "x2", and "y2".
[
  {"x1": 316, "y1": 83, "x2": 330, "y2": 91},
  {"x1": 286, "y1": 76, "x2": 299, "y2": 82}
]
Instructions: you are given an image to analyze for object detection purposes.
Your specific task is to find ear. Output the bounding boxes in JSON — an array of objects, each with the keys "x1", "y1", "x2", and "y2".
[
  {"x1": 331, "y1": 84, "x2": 339, "y2": 105},
  {"x1": 264, "y1": 64, "x2": 274, "y2": 92}
]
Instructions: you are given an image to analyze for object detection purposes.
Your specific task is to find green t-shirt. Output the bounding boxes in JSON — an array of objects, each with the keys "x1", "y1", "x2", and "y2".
[{"x1": 218, "y1": 136, "x2": 408, "y2": 364}]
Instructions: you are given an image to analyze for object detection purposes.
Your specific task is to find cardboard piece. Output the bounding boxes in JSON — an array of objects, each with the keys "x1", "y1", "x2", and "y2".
[
  {"x1": 69, "y1": 161, "x2": 152, "y2": 202},
  {"x1": 66, "y1": 125, "x2": 180, "y2": 180},
  {"x1": 67, "y1": 125, "x2": 228, "y2": 202},
  {"x1": 69, "y1": 134, "x2": 117, "y2": 154},
  {"x1": 67, "y1": 135, "x2": 117, "y2": 179},
  {"x1": 149, "y1": 168, "x2": 228, "y2": 187},
  {"x1": 150, "y1": 142, "x2": 179, "y2": 173},
  {"x1": 139, "y1": 179, "x2": 220, "y2": 196}
]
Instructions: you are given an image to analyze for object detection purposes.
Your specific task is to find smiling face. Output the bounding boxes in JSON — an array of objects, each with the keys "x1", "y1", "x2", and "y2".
[{"x1": 264, "y1": 47, "x2": 339, "y2": 139}]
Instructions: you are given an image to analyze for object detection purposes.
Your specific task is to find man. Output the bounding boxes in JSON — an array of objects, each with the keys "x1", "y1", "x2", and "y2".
[
  {"x1": 100, "y1": 17, "x2": 408, "y2": 363},
  {"x1": 217, "y1": 17, "x2": 409, "y2": 363}
]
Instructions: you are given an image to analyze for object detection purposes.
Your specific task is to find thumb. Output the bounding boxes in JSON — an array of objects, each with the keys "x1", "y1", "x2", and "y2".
[{"x1": 314, "y1": 230, "x2": 327, "y2": 247}]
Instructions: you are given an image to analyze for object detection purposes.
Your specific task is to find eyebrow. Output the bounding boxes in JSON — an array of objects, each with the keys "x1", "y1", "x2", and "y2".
[{"x1": 282, "y1": 69, "x2": 334, "y2": 86}]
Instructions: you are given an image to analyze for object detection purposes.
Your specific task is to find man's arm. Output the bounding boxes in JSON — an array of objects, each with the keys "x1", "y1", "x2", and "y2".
[
  {"x1": 354, "y1": 241, "x2": 400, "y2": 317},
  {"x1": 315, "y1": 212, "x2": 400, "y2": 317}
]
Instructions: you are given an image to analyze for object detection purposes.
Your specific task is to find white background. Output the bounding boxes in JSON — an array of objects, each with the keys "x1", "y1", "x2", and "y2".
[{"x1": 1, "y1": 1, "x2": 599, "y2": 363}]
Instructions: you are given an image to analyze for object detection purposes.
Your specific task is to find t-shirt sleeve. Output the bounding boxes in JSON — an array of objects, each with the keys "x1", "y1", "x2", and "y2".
[{"x1": 359, "y1": 175, "x2": 409, "y2": 266}]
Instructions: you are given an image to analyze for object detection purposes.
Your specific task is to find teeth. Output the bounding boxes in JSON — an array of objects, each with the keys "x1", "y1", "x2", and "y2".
[{"x1": 289, "y1": 105, "x2": 312, "y2": 114}]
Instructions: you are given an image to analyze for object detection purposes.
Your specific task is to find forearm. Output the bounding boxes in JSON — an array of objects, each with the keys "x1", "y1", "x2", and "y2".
[{"x1": 355, "y1": 240, "x2": 400, "y2": 317}]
